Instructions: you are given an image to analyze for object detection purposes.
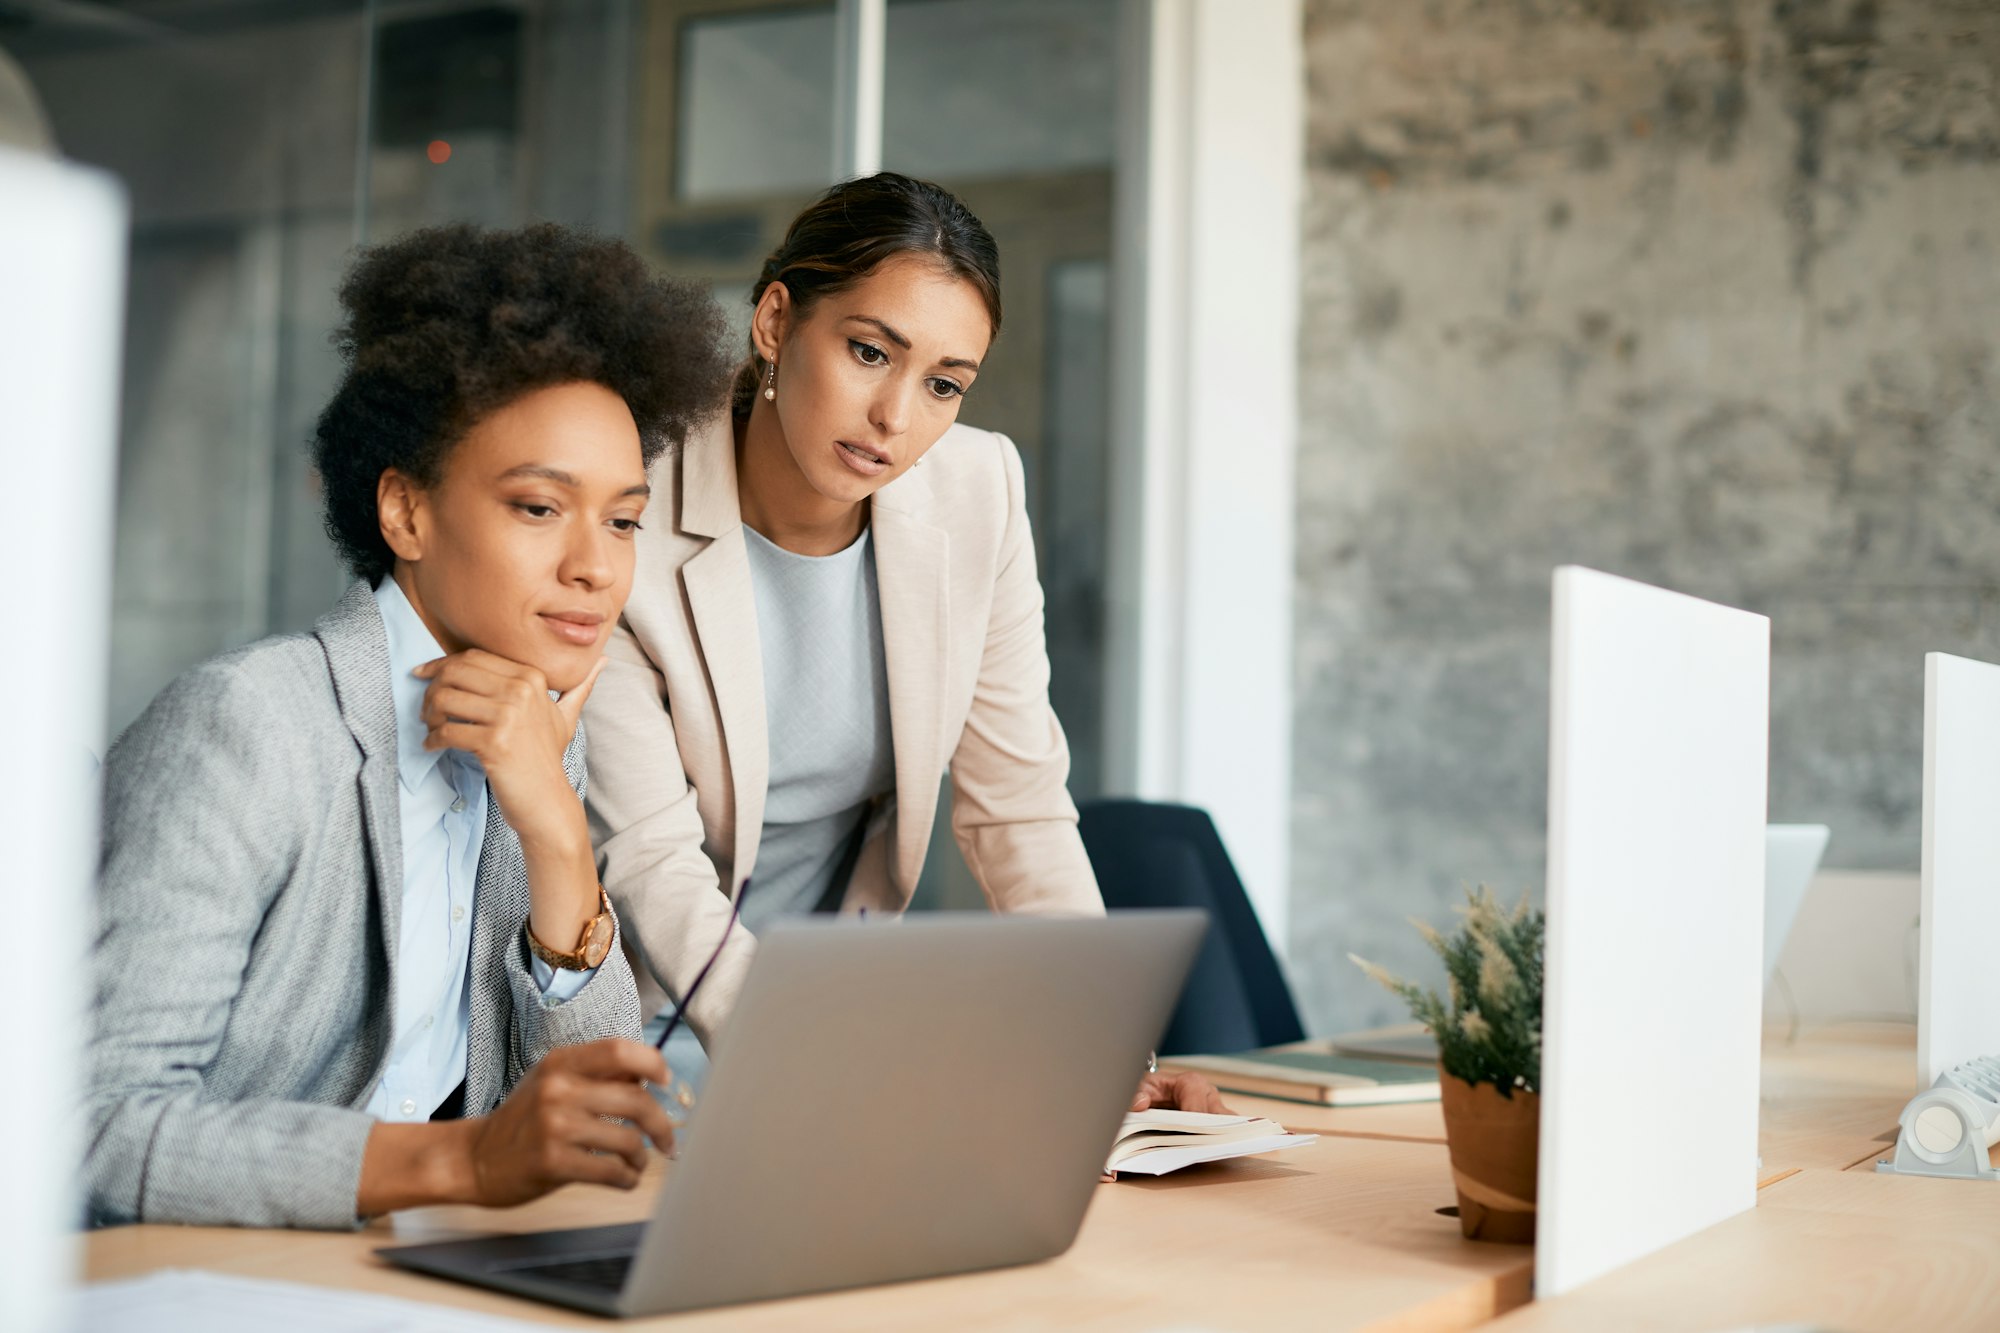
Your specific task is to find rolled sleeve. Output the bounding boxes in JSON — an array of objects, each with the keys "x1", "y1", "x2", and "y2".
[{"x1": 528, "y1": 951, "x2": 599, "y2": 1007}]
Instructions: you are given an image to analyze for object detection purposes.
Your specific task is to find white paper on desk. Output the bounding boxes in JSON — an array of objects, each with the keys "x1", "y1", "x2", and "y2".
[
  {"x1": 74, "y1": 1269, "x2": 551, "y2": 1333},
  {"x1": 1111, "y1": 1133, "x2": 1317, "y2": 1177}
]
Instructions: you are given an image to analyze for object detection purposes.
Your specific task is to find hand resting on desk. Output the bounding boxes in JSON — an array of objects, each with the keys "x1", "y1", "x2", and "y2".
[
  {"x1": 1132, "y1": 1069, "x2": 1232, "y2": 1116},
  {"x1": 1101, "y1": 1071, "x2": 1234, "y2": 1181}
]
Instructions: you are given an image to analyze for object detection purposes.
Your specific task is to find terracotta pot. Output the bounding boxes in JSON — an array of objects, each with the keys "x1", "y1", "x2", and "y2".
[{"x1": 1438, "y1": 1069, "x2": 1539, "y2": 1244}]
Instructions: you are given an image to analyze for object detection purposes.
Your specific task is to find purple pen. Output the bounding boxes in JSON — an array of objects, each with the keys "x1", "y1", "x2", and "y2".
[{"x1": 653, "y1": 877, "x2": 750, "y2": 1053}]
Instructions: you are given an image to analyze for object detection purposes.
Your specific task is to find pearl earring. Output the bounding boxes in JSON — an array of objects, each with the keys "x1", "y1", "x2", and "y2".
[{"x1": 763, "y1": 361, "x2": 777, "y2": 402}]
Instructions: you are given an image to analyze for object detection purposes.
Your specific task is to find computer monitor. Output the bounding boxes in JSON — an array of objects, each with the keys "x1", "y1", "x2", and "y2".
[
  {"x1": 1764, "y1": 824, "x2": 1830, "y2": 988},
  {"x1": 1918, "y1": 652, "x2": 2000, "y2": 1089},
  {"x1": 1539, "y1": 567, "x2": 1769, "y2": 1299},
  {"x1": 0, "y1": 148, "x2": 128, "y2": 1333}
]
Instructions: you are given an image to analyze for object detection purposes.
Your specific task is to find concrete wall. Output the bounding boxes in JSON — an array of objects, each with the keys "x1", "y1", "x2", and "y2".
[{"x1": 1292, "y1": 0, "x2": 2000, "y2": 1031}]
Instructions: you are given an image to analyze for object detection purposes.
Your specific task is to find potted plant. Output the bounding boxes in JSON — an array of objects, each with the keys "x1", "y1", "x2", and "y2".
[{"x1": 1351, "y1": 886, "x2": 1543, "y2": 1244}]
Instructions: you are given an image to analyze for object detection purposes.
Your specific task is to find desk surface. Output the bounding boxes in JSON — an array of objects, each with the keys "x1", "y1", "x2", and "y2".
[
  {"x1": 81, "y1": 1023, "x2": 1925, "y2": 1330},
  {"x1": 1756, "y1": 1020, "x2": 1919, "y2": 1179},
  {"x1": 87, "y1": 1125, "x2": 1533, "y2": 1331},
  {"x1": 1492, "y1": 1021, "x2": 2000, "y2": 1332},
  {"x1": 1488, "y1": 1166, "x2": 2000, "y2": 1333}
]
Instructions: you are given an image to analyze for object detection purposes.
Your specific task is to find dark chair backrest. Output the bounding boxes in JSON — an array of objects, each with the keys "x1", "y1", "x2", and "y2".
[{"x1": 1076, "y1": 799, "x2": 1305, "y2": 1056}]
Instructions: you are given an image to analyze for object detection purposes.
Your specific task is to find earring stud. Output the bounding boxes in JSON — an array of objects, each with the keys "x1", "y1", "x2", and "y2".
[{"x1": 763, "y1": 361, "x2": 777, "y2": 402}]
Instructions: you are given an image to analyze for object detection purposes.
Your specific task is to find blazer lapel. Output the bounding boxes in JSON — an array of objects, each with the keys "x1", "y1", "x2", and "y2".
[
  {"x1": 465, "y1": 788, "x2": 525, "y2": 1110},
  {"x1": 870, "y1": 469, "x2": 950, "y2": 893},
  {"x1": 314, "y1": 581, "x2": 405, "y2": 978},
  {"x1": 466, "y1": 708, "x2": 586, "y2": 1110},
  {"x1": 679, "y1": 419, "x2": 768, "y2": 889}
]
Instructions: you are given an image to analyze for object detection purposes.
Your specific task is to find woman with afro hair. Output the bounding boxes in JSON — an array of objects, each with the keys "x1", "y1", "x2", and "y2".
[{"x1": 85, "y1": 223, "x2": 733, "y2": 1229}]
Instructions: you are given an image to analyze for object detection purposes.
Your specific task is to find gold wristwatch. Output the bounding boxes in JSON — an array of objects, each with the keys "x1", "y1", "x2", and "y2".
[{"x1": 526, "y1": 887, "x2": 616, "y2": 971}]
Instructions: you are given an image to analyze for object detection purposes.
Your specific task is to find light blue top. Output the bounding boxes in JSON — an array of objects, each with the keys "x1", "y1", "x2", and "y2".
[
  {"x1": 741, "y1": 524, "x2": 896, "y2": 933},
  {"x1": 364, "y1": 578, "x2": 593, "y2": 1122}
]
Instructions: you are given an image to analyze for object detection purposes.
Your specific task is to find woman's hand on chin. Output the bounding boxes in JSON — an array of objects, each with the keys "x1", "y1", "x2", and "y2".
[
  {"x1": 413, "y1": 648, "x2": 607, "y2": 947},
  {"x1": 412, "y1": 649, "x2": 604, "y2": 851}
]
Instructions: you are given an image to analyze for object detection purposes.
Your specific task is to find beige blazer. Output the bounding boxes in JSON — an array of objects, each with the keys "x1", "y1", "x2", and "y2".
[{"x1": 584, "y1": 414, "x2": 1104, "y2": 1042}]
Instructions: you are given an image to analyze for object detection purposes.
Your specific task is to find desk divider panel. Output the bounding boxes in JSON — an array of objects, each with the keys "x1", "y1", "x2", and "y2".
[
  {"x1": 1919, "y1": 652, "x2": 2000, "y2": 1089},
  {"x1": 1538, "y1": 567, "x2": 1769, "y2": 1299},
  {"x1": 0, "y1": 151, "x2": 128, "y2": 1333}
]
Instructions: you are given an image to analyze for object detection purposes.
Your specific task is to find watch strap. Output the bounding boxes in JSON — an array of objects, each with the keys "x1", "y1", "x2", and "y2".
[{"x1": 526, "y1": 887, "x2": 615, "y2": 971}]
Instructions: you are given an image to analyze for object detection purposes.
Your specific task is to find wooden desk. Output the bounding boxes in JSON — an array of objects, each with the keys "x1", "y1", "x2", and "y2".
[
  {"x1": 82, "y1": 1025, "x2": 1929, "y2": 1328},
  {"x1": 1756, "y1": 1021, "x2": 1917, "y2": 1179},
  {"x1": 87, "y1": 1131, "x2": 1533, "y2": 1331},
  {"x1": 1487, "y1": 1166, "x2": 2000, "y2": 1332},
  {"x1": 1487, "y1": 1022, "x2": 2000, "y2": 1331}
]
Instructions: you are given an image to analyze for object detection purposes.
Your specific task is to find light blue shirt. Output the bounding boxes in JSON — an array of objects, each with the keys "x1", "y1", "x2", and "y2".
[
  {"x1": 740, "y1": 525, "x2": 895, "y2": 932},
  {"x1": 363, "y1": 578, "x2": 593, "y2": 1123}
]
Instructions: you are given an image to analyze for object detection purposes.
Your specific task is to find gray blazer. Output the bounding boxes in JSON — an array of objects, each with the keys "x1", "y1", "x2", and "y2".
[{"x1": 86, "y1": 582, "x2": 643, "y2": 1230}]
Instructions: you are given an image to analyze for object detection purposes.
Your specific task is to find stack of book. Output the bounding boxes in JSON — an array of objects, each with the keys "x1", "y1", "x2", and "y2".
[{"x1": 1159, "y1": 1027, "x2": 1442, "y2": 1107}]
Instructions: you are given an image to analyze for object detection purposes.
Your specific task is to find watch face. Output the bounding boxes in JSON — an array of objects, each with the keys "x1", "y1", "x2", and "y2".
[{"x1": 582, "y1": 912, "x2": 615, "y2": 969}]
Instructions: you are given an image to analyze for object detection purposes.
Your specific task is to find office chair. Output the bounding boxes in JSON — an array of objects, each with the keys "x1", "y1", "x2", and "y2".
[{"x1": 1076, "y1": 799, "x2": 1305, "y2": 1056}]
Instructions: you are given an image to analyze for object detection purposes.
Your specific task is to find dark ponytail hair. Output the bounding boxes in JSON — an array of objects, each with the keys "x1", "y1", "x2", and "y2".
[{"x1": 732, "y1": 172, "x2": 1002, "y2": 417}]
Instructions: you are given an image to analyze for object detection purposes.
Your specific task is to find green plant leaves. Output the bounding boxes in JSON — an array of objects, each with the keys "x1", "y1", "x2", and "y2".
[{"x1": 1350, "y1": 885, "x2": 1544, "y2": 1097}]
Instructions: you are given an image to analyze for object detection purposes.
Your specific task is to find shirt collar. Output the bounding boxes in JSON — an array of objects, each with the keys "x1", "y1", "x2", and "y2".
[{"x1": 373, "y1": 576, "x2": 461, "y2": 797}]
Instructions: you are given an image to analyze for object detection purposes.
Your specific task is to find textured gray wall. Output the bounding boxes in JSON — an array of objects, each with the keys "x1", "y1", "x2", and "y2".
[{"x1": 1292, "y1": 0, "x2": 2000, "y2": 1032}]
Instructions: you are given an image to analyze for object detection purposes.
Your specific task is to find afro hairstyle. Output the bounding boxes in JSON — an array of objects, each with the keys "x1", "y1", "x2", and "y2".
[{"x1": 311, "y1": 222, "x2": 732, "y2": 585}]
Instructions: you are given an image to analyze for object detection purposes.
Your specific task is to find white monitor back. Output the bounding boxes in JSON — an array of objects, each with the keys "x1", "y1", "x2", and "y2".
[
  {"x1": 1764, "y1": 824, "x2": 1830, "y2": 987},
  {"x1": 1919, "y1": 652, "x2": 2000, "y2": 1089},
  {"x1": 1539, "y1": 567, "x2": 1769, "y2": 1299},
  {"x1": 0, "y1": 149, "x2": 127, "y2": 1332}
]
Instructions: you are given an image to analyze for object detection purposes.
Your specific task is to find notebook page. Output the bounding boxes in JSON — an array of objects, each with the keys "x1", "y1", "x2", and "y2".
[{"x1": 75, "y1": 1270, "x2": 549, "y2": 1333}]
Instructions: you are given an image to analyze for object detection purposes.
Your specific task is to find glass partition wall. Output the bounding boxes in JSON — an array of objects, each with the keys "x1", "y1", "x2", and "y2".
[
  {"x1": 9, "y1": 0, "x2": 639, "y2": 735},
  {"x1": 9, "y1": 0, "x2": 1121, "y2": 904}
]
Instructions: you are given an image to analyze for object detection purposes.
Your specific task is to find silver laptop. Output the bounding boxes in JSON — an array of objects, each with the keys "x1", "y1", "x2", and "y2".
[
  {"x1": 1764, "y1": 824, "x2": 1830, "y2": 986},
  {"x1": 379, "y1": 910, "x2": 1206, "y2": 1317}
]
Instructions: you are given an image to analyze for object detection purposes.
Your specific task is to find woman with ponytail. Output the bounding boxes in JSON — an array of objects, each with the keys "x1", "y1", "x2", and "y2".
[{"x1": 585, "y1": 174, "x2": 1220, "y2": 1113}]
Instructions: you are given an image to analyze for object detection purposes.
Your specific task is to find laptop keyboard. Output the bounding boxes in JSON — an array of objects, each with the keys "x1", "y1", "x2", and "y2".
[{"x1": 501, "y1": 1252, "x2": 633, "y2": 1292}]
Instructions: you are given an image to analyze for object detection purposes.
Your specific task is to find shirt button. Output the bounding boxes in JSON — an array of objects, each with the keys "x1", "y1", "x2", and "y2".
[
  {"x1": 452, "y1": 905, "x2": 466, "y2": 923},
  {"x1": 450, "y1": 797, "x2": 467, "y2": 814},
  {"x1": 420, "y1": 1014, "x2": 433, "y2": 1030},
  {"x1": 399, "y1": 1098, "x2": 417, "y2": 1117}
]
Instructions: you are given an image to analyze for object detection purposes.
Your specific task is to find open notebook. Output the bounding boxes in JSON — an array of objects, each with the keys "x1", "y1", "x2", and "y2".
[{"x1": 1107, "y1": 1109, "x2": 1316, "y2": 1176}]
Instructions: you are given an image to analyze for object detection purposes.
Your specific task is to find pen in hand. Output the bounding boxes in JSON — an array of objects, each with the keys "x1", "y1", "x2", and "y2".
[
  {"x1": 654, "y1": 877, "x2": 750, "y2": 1054},
  {"x1": 648, "y1": 878, "x2": 751, "y2": 1122}
]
